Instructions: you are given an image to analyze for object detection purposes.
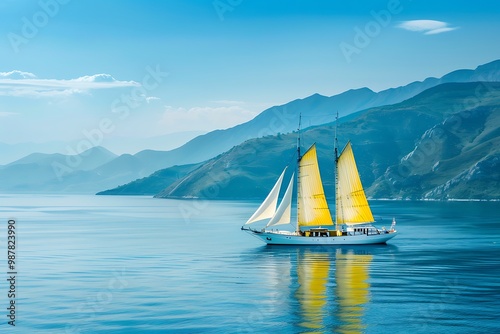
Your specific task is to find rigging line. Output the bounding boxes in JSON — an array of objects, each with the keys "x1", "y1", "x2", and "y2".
[{"x1": 284, "y1": 147, "x2": 298, "y2": 169}]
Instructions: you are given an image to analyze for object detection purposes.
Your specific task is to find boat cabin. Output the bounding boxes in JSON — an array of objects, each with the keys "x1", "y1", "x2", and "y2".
[
  {"x1": 346, "y1": 226, "x2": 379, "y2": 236},
  {"x1": 306, "y1": 228, "x2": 330, "y2": 237}
]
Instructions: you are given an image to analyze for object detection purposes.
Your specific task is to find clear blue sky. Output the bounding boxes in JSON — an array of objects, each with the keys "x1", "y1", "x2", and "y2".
[{"x1": 0, "y1": 0, "x2": 499, "y2": 154}]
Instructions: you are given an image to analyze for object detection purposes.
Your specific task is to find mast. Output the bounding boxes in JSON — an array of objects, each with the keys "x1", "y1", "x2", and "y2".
[
  {"x1": 297, "y1": 113, "x2": 302, "y2": 160},
  {"x1": 334, "y1": 112, "x2": 339, "y2": 232},
  {"x1": 296, "y1": 113, "x2": 302, "y2": 233}
]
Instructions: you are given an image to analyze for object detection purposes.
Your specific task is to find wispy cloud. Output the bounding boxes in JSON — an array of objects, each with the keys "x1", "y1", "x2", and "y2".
[
  {"x1": 211, "y1": 100, "x2": 246, "y2": 105},
  {"x1": 0, "y1": 111, "x2": 17, "y2": 117},
  {"x1": 0, "y1": 71, "x2": 139, "y2": 97},
  {"x1": 0, "y1": 70, "x2": 37, "y2": 79},
  {"x1": 145, "y1": 96, "x2": 161, "y2": 103},
  {"x1": 397, "y1": 20, "x2": 458, "y2": 35},
  {"x1": 160, "y1": 105, "x2": 256, "y2": 133}
]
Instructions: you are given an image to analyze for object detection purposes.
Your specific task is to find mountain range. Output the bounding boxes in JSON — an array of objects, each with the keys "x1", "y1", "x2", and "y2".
[
  {"x1": 0, "y1": 146, "x2": 117, "y2": 192},
  {"x1": 0, "y1": 130, "x2": 204, "y2": 166},
  {"x1": 152, "y1": 82, "x2": 500, "y2": 200},
  {"x1": 1, "y1": 59, "x2": 500, "y2": 197}
]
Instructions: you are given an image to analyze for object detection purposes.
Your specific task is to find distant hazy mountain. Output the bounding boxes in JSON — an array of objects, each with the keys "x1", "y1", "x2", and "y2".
[
  {"x1": 0, "y1": 146, "x2": 117, "y2": 193},
  {"x1": 7, "y1": 146, "x2": 117, "y2": 171},
  {"x1": 0, "y1": 130, "x2": 203, "y2": 166},
  {"x1": 155, "y1": 82, "x2": 500, "y2": 200},
  {"x1": 0, "y1": 141, "x2": 73, "y2": 165},
  {"x1": 4, "y1": 60, "x2": 500, "y2": 194},
  {"x1": 98, "y1": 130, "x2": 205, "y2": 156},
  {"x1": 96, "y1": 163, "x2": 202, "y2": 196}
]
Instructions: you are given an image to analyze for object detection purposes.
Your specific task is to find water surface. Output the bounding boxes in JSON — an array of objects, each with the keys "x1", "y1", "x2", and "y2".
[{"x1": 1, "y1": 195, "x2": 499, "y2": 333}]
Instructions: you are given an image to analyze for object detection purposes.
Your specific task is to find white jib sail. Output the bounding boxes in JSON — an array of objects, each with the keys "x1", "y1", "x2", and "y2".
[
  {"x1": 266, "y1": 173, "x2": 294, "y2": 228},
  {"x1": 245, "y1": 167, "x2": 287, "y2": 225}
]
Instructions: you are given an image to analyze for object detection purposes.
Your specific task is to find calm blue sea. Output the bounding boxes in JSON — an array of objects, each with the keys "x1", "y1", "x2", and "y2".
[{"x1": 1, "y1": 194, "x2": 499, "y2": 333}]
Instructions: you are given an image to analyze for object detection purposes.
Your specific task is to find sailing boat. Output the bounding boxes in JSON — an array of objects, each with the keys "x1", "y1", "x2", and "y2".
[{"x1": 241, "y1": 117, "x2": 397, "y2": 245}]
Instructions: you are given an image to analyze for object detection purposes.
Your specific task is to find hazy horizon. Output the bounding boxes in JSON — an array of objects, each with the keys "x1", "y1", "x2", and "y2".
[{"x1": 1, "y1": 0, "x2": 499, "y2": 157}]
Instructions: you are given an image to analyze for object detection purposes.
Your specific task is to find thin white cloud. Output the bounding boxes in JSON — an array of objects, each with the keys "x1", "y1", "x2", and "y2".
[
  {"x1": 0, "y1": 71, "x2": 139, "y2": 98},
  {"x1": 397, "y1": 20, "x2": 458, "y2": 35},
  {"x1": 211, "y1": 100, "x2": 246, "y2": 105},
  {"x1": 146, "y1": 96, "x2": 161, "y2": 103},
  {"x1": 0, "y1": 70, "x2": 37, "y2": 79},
  {"x1": 160, "y1": 105, "x2": 257, "y2": 133},
  {"x1": 74, "y1": 73, "x2": 119, "y2": 83},
  {"x1": 424, "y1": 27, "x2": 456, "y2": 35},
  {"x1": 0, "y1": 111, "x2": 17, "y2": 117}
]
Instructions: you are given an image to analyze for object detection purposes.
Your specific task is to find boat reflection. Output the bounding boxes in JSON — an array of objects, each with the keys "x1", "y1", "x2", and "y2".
[
  {"x1": 334, "y1": 249, "x2": 372, "y2": 334},
  {"x1": 261, "y1": 245, "x2": 382, "y2": 333},
  {"x1": 295, "y1": 248, "x2": 331, "y2": 333}
]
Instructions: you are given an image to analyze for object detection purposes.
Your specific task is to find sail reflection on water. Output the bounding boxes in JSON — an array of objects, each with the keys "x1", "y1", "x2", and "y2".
[
  {"x1": 294, "y1": 248, "x2": 372, "y2": 333},
  {"x1": 335, "y1": 249, "x2": 373, "y2": 334},
  {"x1": 296, "y1": 250, "x2": 330, "y2": 333}
]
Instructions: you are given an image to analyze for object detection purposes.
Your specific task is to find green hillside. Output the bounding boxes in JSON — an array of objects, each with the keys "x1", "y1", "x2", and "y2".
[
  {"x1": 155, "y1": 82, "x2": 500, "y2": 200},
  {"x1": 97, "y1": 163, "x2": 201, "y2": 196}
]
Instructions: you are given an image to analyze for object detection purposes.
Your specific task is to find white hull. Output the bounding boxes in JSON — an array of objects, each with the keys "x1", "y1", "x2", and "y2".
[{"x1": 244, "y1": 229, "x2": 397, "y2": 245}]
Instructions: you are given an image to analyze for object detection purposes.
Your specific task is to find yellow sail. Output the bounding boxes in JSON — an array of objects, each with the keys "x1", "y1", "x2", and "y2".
[
  {"x1": 336, "y1": 142, "x2": 374, "y2": 225},
  {"x1": 298, "y1": 144, "x2": 334, "y2": 227}
]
